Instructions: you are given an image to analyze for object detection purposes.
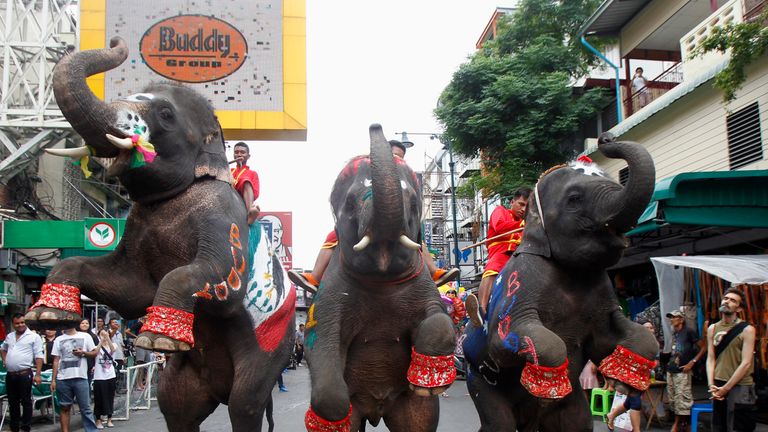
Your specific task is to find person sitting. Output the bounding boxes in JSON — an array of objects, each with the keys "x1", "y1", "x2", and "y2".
[{"x1": 288, "y1": 139, "x2": 459, "y2": 292}]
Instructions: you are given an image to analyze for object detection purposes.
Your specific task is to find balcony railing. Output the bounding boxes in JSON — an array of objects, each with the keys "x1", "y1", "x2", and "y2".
[
  {"x1": 681, "y1": 0, "x2": 743, "y2": 79},
  {"x1": 624, "y1": 62, "x2": 684, "y2": 116}
]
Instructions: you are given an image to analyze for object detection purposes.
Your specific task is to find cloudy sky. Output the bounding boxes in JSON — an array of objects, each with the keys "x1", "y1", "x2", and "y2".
[{"x1": 230, "y1": 1, "x2": 517, "y2": 269}]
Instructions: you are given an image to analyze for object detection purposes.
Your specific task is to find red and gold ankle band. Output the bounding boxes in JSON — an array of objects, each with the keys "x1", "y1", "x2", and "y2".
[
  {"x1": 142, "y1": 306, "x2": 195, "y2": 345},
  {"x1": 305, "y1": 404, "x2": 352, "y2": 432},
  {"x1": 521, "y1": 359, "x2": 572, "y2": 399},
  {"x1": 31, "y1": 283, "x2": 82, "y2": 314},
  {"x1": 407, "y1": 347, "x2": 456, "y2": 388}
]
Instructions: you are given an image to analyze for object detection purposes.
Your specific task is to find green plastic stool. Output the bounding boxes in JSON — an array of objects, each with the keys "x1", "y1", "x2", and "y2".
[{"x1": 590, "y1": 388, "x2": 614, "y2": 420}]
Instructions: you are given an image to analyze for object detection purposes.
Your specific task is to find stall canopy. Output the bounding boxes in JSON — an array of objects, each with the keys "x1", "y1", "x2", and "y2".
[{"x1": 651, "y1": 255, "x2": 768, "y2": 351}]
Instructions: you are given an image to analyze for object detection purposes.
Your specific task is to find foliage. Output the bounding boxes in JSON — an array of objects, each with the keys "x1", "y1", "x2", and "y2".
[
  {"x1": 691, "y1": 9, "x2": 768, "y2": 103},
  {"x1": 435, "y1": 0, "x2": 607, "y2": 197}
]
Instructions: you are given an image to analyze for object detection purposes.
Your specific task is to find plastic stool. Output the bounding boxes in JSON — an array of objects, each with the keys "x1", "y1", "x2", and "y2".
[
  {"x1": 590, "y1": 388, "x2": 614, "y2": 419},
  {"x1": 690, "y1": 403, "x2": 713, "y2": 432}
]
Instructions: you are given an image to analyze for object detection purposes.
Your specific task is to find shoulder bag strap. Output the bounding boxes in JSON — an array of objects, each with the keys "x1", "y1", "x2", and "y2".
[{"x1": 715, "y1": 321, "x2": 749, "y2": 359}]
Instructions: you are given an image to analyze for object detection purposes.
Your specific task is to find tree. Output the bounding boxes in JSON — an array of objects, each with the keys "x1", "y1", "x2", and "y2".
[
  {"x1": 435, "y1": 0, "x2": 606, "y2": 198},
  {"x1": 692, "y1": 9, "x2": 768, "y2": 104}
]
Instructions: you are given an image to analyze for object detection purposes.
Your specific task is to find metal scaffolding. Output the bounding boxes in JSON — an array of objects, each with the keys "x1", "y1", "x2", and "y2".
[{"x1": 0, "y1": 0, "x2": 78, "y2": 183}]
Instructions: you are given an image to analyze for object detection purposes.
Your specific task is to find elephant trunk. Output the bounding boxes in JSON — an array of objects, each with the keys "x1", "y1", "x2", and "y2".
[
  {"x1": 369, "y1": 124, "x2": 404, "y2": 240},
  {"x1": 53, "y1": 37, "x2": 128, "y2": 158},
  {"x1": 596, "y1": 133, "x2": 656, "y2": 232}
]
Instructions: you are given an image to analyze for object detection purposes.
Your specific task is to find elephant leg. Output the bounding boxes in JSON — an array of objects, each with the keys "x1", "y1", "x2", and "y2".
[
  {"x1": 409, "y1": 306, "x2": 457, "y2": 396},
  {"x1": 490, "y1": 319, "x2": 571, "y2": 399},
  {"x1": 466, "y1": 368, "x2": 517, "y2": 432},
  {"x1": 158, "y1": 352, "x2": 219, "y2": 432},
  {"x1": 26, "y1": 251, "x2": 154, "y2": 329},
  {"x1": 137, "y1": 219, "x2": 249, "y2": 352},
  {"x1": 227, "y1": 341, "x2": 290, "y2": 432},
  {"x1": 592, "y1": 309, "x2": 657, "y2": 391},
  {"x1": 304, "y1": 298, "x2": 352, "y2": 431},
  {"x1": 382, "y1": 392, "x2": 439, "y2": 432}
]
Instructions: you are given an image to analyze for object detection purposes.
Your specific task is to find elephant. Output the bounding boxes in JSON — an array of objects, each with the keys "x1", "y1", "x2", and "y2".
[
  {"x1": 462, "y1": 133, "x2": 659, "y2": 432},
  {"x1": 303, "y1": 125, "x2": 457, "y2": 432},
  {"x1": 23, "y1": 37, "x2": 295, "y2": 432}
]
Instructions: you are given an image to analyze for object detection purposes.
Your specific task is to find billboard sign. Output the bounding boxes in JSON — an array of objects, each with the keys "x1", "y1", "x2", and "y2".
[
  {"x1": 139, "y1": 15, "x2": 248, "y2": 83},
  {"x1": 259, "y1": 212, "x2": 292, "y2": 271},
  {"x1": 83, "y1": 0, "x2": 307, "y2": 140}
]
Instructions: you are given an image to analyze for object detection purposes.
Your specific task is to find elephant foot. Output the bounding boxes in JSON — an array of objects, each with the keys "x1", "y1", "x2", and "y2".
[
  {"x1": 135, "y1": 331, "x2": 191, "y2": 353},
  {"x1": 24, "y1": 307, "x2": 82, "y2": 331},
  {"x1": 138, "y1": 305, "x2": 195, "y2": 350},
  {"x1": 598, "y1": 345, "x2": 655, "y2": 391},
  {"x1": 25, "y1": 282, "x2": 83, "y2": 330},
  {"x1": 305, "y1": 404, "x2": 352, "y2": 432},
  {"x1": 520, "y1": 360, "x2": 572, "y2": 399},
  {"x1": 406, "y1": 347, "x2": 456, "y2": 393},
  {"x1": 409, "y1": 383, "x2": 451, "y2": 397}
]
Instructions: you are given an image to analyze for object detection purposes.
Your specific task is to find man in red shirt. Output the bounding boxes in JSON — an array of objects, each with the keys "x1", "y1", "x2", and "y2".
[
  {"x1": 231, "y1": 142, "x2": 261, "y2": 225},
  {"x1": 466, "y1": 187, "x2": 531, "y2": 327}
]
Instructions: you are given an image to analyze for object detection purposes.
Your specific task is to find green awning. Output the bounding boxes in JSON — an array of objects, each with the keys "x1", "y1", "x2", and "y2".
[{"x1": 627, "y1": 170, "x2": 768, "y2": 236}]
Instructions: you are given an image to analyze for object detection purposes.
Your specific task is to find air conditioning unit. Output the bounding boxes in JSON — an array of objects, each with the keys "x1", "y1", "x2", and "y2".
[{"x1": 0, "y1": 249, "x2": 19, "y2": 273}]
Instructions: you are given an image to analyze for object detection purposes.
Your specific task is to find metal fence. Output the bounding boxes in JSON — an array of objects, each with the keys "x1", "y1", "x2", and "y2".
[{"x1": 112, "y1": 359, "x2": 164, "y2": 421}]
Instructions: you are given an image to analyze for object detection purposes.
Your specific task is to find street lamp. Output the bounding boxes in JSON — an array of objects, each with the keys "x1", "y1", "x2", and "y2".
[{"x1": 396, "y1": 131, "x2": 461, "y2": 288}]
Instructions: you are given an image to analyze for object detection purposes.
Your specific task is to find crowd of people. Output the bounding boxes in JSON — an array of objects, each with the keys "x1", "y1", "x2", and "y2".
[{"x1": 0, "y1": 314, "x2": 164, "y2": 432}]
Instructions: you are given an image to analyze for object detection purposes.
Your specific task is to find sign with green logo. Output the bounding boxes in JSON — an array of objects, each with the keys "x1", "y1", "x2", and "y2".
[{"x1": 85, "y1": 218, "x2": 120, "y2": 251}]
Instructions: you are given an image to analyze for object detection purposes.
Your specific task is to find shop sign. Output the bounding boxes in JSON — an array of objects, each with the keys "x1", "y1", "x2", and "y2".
[
  {"x1": 85, "y1": 219, "x2": 119, "y2": 251},
  {"x1": 140, "y1": 15, "x2": 248, "y2": 83}
]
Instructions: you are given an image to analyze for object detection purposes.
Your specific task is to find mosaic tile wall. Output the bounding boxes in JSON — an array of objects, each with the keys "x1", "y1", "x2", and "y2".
[{"x1": 105, "y1": 0, "x2": 283, "y2": 111}]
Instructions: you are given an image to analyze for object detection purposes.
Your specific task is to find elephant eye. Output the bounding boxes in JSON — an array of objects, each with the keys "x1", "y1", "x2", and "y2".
[
  {"x1": 566, "y1": 193, "x2": 582, "y2": 208},
  {"x1": 159, "y1": 107, "x2": 174, "y2": 121}
]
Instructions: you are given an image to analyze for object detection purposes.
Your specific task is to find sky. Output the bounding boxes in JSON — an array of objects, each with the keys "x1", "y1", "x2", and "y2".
[{"x1": 228, "y1": 1, "x2": 517, "y2": 270}]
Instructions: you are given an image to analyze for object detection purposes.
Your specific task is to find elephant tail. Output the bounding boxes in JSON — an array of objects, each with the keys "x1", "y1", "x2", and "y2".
[{"x1": 265, "y1": 393, "x2": 274, "y2": 432}]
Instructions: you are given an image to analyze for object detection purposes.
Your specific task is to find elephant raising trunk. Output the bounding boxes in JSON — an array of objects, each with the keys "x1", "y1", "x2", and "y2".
[
  {"x1": 53, "y1": 37, "x2": 127, "y2": 158},
  {"x1": 596, "y1": 132, "x2": 656, "y2": 232},
  {"x1": 369, "y1": 125, "x2": 407, "y2": 262}
]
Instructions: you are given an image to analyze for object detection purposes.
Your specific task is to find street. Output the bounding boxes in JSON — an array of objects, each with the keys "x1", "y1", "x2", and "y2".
[{"x1": 26, "y1": 365, "x2": 768, "y2": 431}]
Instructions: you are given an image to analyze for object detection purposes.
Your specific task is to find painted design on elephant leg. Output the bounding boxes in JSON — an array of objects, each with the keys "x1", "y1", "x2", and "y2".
[
  {"x1": 598, "y1": 345, "x2": 655, "y2": 391},
  {"x1": 305, "y1": 303, "x2": 318, "y2": 349},
  {"x1": 192, "y1": 283, "x2": 213, "y2": 300},
  {"x1": 142, "y1": 305, "x2": 195, "y2": 345},
  {"x1": 229, "y1": 223, "x2": 242, "y2": 249},
  {"x1": 518, "y1": 336, "x2": 539, "y2": 365},
  {"x1": 305, "y1": 404, "x2": 352, "y2": 432},
  {"x1": 214, "y1": 282, "x2": 228, "y2": 301},
  {"x1": 520, "y1": 359, "x2": 572, "y2": 399},
  {"x1": 406, "y1": 347, "x2": 457, "y2": 389},
  {"x1": 31, "y1": 283, "x2": 83, "y2": 314}
]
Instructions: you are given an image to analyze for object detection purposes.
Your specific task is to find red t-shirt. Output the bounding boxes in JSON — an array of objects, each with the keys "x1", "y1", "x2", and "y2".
[
  {"x1": 231, "y1": 165, "x2": 260, "y2": 200},
  {"x1": 483, "y1": 205, "x2": 525, "y2": 273}
]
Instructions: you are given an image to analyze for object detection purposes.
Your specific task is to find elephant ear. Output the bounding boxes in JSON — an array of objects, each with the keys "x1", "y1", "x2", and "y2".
[
  {"x1": 514, "y1": 183, "x2": 551, "y2": 258},
  {"x1": 194, "y1": 122, "x2": 233, "y2": 183}
]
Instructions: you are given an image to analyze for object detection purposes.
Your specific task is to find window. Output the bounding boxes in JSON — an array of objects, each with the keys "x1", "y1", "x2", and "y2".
[
  {"x1": 618, "y1": 167, "x2": 629, "y2": 186},
  {"x1": 726, "y1": 102, "x2": 764, "y2": 169}
]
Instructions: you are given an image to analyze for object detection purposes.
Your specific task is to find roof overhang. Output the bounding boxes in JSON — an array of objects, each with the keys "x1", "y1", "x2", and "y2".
[
  {"x1": 579, "y1": 0, "x2": 653, "y2": 36},
  {"x1": 612, "y1": 170, "x2": 768, "y2": 269},
  {"x1": 628, "y1": 170, "x2": 768, "y2": 236}
]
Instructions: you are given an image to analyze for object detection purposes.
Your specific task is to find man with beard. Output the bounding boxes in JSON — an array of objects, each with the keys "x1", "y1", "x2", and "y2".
[{"x1": 706, "y1": 287, "x2": 757, "y2": 432}]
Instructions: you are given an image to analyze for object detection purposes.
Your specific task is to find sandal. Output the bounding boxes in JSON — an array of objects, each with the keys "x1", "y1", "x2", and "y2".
[{"x1": 287, "y1": 270, "x2": 318, "y2": 294}]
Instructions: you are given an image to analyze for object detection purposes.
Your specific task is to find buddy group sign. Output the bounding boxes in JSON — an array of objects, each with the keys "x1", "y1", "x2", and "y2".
[{"x1": 81, "y1": 0, "x2": 306, "y2": 141}]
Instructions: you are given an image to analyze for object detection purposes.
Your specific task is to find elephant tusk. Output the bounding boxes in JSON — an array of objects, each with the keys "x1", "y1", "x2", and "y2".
[
  {"x1": 105, "y1": 133, "x2": 134, "y2": 149},
  {"x1": 399, "y1": 235, "x2": 421, "y2": 250},
  {"x1": 45, "y1": 146, "x2": 91, "y2": 158},
  {"x1": 352, "y1": 235, "x2": 371, "y2": 252}
]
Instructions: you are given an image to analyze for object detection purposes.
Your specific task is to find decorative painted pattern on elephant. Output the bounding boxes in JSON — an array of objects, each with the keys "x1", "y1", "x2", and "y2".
[{"x1": 245, "y1": 223, "x2": 295, "y2": 352}]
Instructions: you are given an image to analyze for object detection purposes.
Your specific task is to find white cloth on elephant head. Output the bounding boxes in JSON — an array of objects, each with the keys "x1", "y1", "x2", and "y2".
[
  {"x1": 244, "y1": 225, "x2": 292, "y2": 330},
  {"x1": 568, "y1": 160, "x2": 605, "y2": 177}
]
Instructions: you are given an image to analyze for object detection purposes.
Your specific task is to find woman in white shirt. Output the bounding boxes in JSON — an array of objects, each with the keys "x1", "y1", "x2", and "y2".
[{"x1": 93, "y1": 329, "x2": 117, "y2": 429}]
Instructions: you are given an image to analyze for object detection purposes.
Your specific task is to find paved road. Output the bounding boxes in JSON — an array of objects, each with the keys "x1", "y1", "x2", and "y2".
[{"x1": 21, "y1": 366, "x2": 768, "y2": 431}]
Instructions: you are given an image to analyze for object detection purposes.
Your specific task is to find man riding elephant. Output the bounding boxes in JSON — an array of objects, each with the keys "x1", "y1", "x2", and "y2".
[
  {"x1": 463, "y1": 133, "x2": 659, "y2": 432},
  {"x1": 24, "y1": 37, "x2": 294, "y2": 432}
]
